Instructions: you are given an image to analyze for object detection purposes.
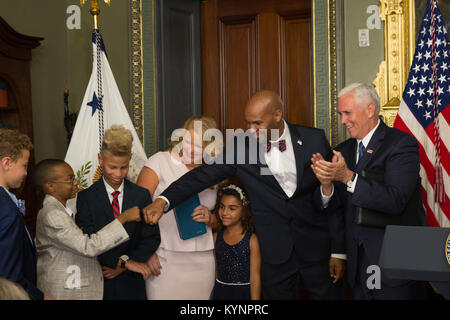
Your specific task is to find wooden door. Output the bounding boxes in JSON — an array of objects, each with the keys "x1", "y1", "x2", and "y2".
[
  {"x1": 202, "y1": 0, "x2": 313, "y2": 131},
  {"x1": 155, "y1": 0, "x2": 202, "y2": 150}
]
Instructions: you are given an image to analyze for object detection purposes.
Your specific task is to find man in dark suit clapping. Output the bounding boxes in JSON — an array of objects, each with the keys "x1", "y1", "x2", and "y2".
[{"x1": 311, "y1": 83, "x2": 428, "y2": 299}]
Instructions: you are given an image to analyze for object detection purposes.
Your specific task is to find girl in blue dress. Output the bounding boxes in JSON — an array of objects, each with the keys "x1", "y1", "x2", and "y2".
[{"x1": 211, "y1": 182, "x2": 261, "y2": 300}]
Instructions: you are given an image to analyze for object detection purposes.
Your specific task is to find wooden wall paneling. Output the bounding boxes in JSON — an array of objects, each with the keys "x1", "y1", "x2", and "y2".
[
  {"x1": 201, "y1": 1, "x2": 220, "y2": 127},
  {"x1": 281, "y1": 14, "x2": 313, "y2": 127},
  {"x1": 217, "y1": 0, "x2": 311, "y2": 16},
  {"x1": 219, "y1": 16, "x2": 257, "y2": 131},
  {"x1": 257, "y1": 13, "x2": 282, "y2": 95},
  {"x1": 202, "y1": 0, "x2": 313, "y2": 131}
]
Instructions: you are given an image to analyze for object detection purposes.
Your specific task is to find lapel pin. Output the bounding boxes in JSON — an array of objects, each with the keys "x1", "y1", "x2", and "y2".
[
  {"x1": 367, "y1": 149, "x2": 373, "y2": 154},
  {"x1": 297, "y1": 140, "x2": 302, "y2": 146}
]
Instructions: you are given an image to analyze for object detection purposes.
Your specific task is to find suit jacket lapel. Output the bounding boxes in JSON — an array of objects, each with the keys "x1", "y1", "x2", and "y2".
[
  {"x1": 0, "y1": 188, "x2": 38, "y2": 258},
  {"x1": 93, "y1": 180, "x2": 115, "y2": 222},
  {"x1": 287, "y1": 122, "x2": 305, "y2": 195},
  {"x1": 345, "y1": 139, "x2": 357, "y2": 171},
  {"x1": 121, "y1": 180, "x2": 139, "y2": 250},
  {"x1": 256, "y1": 161, "x2": 287, "y2": 197},
  {"x1": 45, "y1": 195, "x2": 75, "y2": 220},
  {"x1": 45, "y1": 195, "x2": 68, "y2": 211},
  {"x1": 356, "y1": 121, "x2": 388, "y2": 172},
  {"x1": 0, "y1": 187, "x2": 23, "y2": 219},
  {"x1": 122, "y1": 180, "x2": 132, "y2": 211}
]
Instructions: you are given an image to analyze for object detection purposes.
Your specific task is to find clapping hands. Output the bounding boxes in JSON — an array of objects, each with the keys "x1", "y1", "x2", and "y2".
[{"x1": 311, "y1": 150, "x2": 354, "y2": 188}]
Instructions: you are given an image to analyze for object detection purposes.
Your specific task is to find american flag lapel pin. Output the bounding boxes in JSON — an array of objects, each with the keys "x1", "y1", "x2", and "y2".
[
  {"x1": 367, "y1": 149, "x2": 373, "y2": 154},
  {"x1": 297, "y1": 139, "x2": 302, "y2": 146}
]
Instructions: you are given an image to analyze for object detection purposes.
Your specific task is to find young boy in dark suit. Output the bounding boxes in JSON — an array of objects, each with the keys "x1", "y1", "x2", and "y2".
[
  {"x1": 0, "y1": 129, "x2": 47, "y2": 300},
  {"x1": 76, "y1": 125, "x2": 160, "y2": 300}
]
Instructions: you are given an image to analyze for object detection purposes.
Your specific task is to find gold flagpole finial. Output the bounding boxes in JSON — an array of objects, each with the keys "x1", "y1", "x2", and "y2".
[{"x1": 80, "y1": 0, "x2": 111, "y2": 29}]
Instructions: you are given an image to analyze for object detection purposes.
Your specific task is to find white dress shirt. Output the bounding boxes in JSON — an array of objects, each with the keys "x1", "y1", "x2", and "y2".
[
  {"x1": 265, "y1": 120, "x2": 332, "y2": 207},
  {"x1": 103, "y1": 178, "x2": 125, "y2": 213},
  {"x1": 64, "y1": 203, "x2": 75, "y2": 218},
  {"x1": 264, "y1": 119, "x2": 297, "y2": 198}
]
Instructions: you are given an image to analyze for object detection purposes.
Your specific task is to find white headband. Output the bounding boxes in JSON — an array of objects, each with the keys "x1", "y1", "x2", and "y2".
[{"x1": 221, "y1": 184, "x2": 249, "y2": 206}]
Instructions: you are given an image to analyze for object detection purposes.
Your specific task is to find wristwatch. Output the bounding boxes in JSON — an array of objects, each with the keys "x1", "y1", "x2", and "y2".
[
  {"x1": 346, "y1": 171, "x2": 357, "y2": 188},
  {"x1": 119, "y1": 255, "x2": 129, "y2": 268}
]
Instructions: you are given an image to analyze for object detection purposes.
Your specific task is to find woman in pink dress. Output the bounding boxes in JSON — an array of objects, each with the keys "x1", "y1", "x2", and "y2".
[{"x1": 136, "y1": 115, "x2": 221, "y2": 299}]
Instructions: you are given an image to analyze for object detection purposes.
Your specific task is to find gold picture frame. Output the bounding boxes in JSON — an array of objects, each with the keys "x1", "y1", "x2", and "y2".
[
  {"x1": 373, "y1": 0, "x2": 416, "y2": 127},
  {"x1": 129, "y1": 0, "x2": 145, "y2": 144}
]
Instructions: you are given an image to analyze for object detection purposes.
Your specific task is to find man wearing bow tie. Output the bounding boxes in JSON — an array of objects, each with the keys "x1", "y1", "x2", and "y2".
[
  {"x1": 143, "y1": 90, "x2": 346, "y2": 300},
  {"x1": 311, "y1": 83, "x2": 428, "y2": 299}
]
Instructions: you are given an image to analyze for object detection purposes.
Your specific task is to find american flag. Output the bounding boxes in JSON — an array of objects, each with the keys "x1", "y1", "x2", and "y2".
[{"x1": 394, "y1": 0, "x2": 450, "y2": 227}]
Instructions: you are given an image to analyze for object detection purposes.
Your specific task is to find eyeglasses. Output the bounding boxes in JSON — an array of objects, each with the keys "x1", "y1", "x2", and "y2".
[{"x1": 48, "y1": 177, "x2": 77, "y2": 184}]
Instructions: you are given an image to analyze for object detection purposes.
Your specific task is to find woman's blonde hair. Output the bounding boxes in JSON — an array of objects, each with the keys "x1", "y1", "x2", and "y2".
[
  {"x1": 167, "y1": 115, "x2": 219, "y2": 159},
  {"x1": 101, "y1": 125, "x2": 133, "y2": 157}
]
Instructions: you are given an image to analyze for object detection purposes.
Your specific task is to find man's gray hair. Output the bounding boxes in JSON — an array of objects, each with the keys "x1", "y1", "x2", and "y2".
[{"x1": 338, "y1": 83, "x2": 380, "y2": 114}]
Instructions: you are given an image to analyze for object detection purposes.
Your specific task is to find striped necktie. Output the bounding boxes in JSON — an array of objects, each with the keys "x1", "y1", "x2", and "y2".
[
  {"x1": 267, "y1": 139, "x2": 286, "y2": 152},
  {"x1": 111, "y1": 190, "x2": 120, "y2": 219}
]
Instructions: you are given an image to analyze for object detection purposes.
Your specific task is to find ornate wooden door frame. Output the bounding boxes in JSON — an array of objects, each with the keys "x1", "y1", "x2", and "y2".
[{"x1": 313, "y1": 0, "x2": 343, "y2": 146}]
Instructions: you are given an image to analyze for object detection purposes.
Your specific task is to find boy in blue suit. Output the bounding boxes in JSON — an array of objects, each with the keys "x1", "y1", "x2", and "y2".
[
  {"x1": 76, "y1": 125, "x2": 160, "y2": 300},
  {"x1": 0, "y1": 129, "x2": 46, "y2": 300}
]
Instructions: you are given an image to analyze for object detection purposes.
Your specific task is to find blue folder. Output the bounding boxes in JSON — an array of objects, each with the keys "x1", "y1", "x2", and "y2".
[{"x1": 173, "y1": 194, "x2": 206, "y2": 240}]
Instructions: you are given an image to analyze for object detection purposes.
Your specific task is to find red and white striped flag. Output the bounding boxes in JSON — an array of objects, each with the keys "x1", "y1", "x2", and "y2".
[{"x1": 394, "y1": 0, "x2": 450, "y2": 227}]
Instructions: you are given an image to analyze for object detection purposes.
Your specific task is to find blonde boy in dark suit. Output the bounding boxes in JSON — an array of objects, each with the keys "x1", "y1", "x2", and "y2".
[{"x1": 76, "y1": 125, "x2": 160, "y2": 300}]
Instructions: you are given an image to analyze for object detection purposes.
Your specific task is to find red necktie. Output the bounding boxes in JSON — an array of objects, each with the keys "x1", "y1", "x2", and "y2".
[{"x1": 112, "y1": 190, "x2": 120, "y2": 219}]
